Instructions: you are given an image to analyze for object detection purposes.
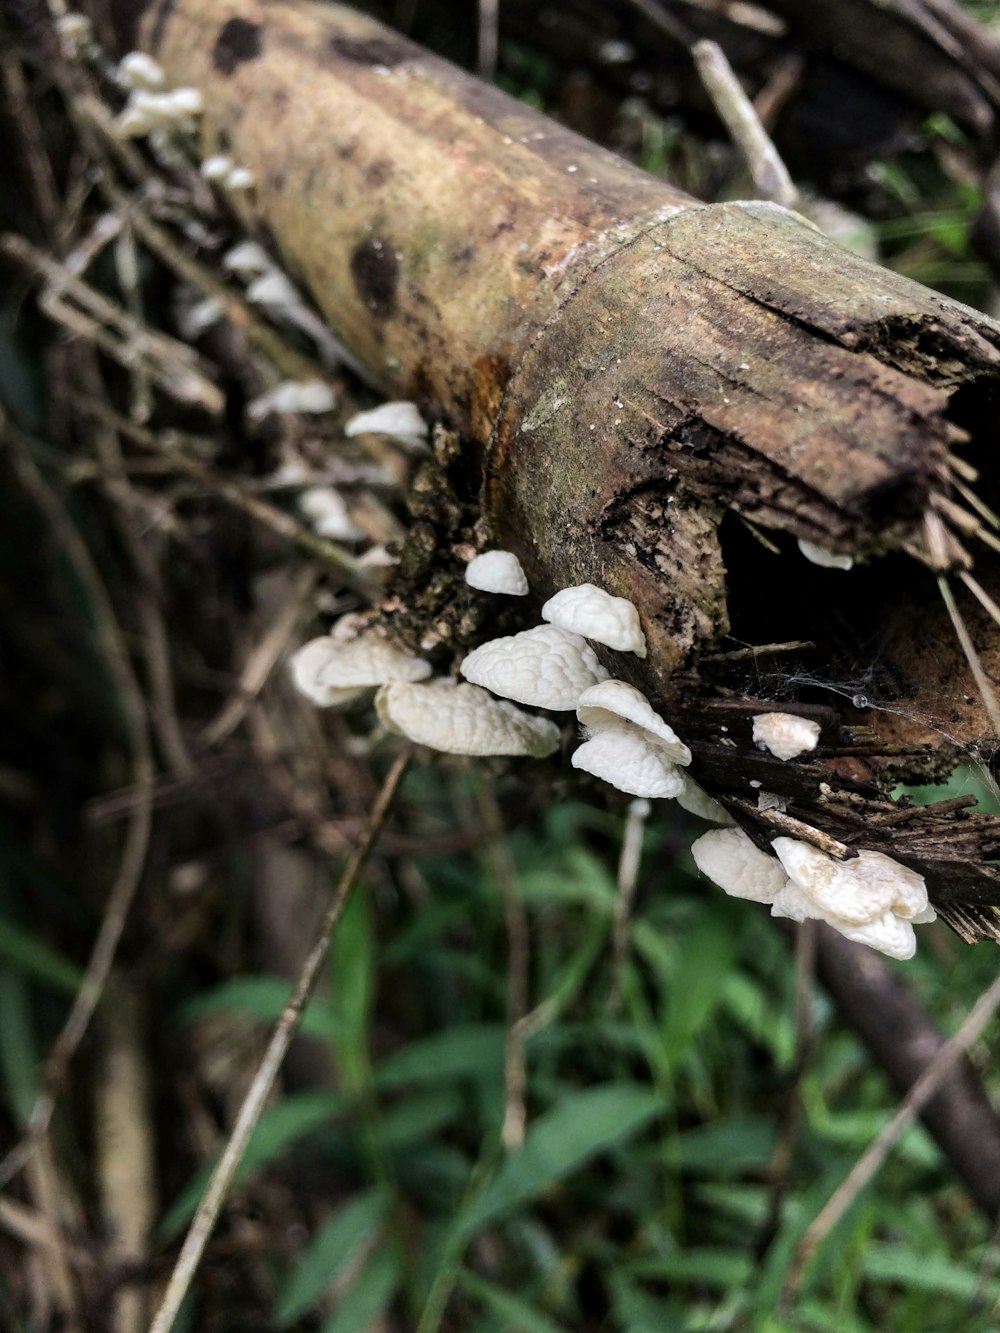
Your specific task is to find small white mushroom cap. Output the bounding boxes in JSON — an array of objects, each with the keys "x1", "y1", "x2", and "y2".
[
  {"x1": 298, "y1": 488, "x2": 364, "y2": 542},
  {"x1": 752, "y1": 712, "x2": 821, "y2": 761},
  {"x1": 376, "y1": 680, "x2": 560, "y2": 756},
  {"x1": 675, "y1": 777, "x2": 734, "y2": 825},
  {"x1": 225, "y1": 166, "x2": 256, "y2": 191},
  {"x1": 345, "y1": 401, "x2": 428, "y2": 445},
  {"x1": 165, "y1": 87, "x2": 204, "y2": 116},
  {"x1": 541, "y1": 583, "x2": 646, "y2": 657},
  {"x1": 798, "y1": 538, "x2": 854, "y2": 571},
  {"x1": 201, "y1": 154, "x2": 234, "y2": 181},
  {"x1": 248, "y1": 379, "x2": 336, "y2": 419},
  {"x1": 460, "y1": 624, "x2": 608, "y2": 711},
  {"x1": 572, "y1": 730, "x2": 684, "y2": 798},
  {"x1": 691, "y1": 827, "x2": 788, "y2": 903},
  {"x1": 223, "y1": 241, "x2": 272, "y2": 276},
  {"x1": 464, "y1": 550, "x2": 528, "y2": 596},
  {"x1": 770, "y1": 839, "x2": 930, "y2": 926},
  {"x1": 246, "y1": 271, "x2": 301, "y2": 308},
  {"x1": 289, "y1": 630, "x2": 430, "y2": 707},
  {"x1": 576, "y1": 680, "x2": 690, "y2": 765},
  {"x1": 117, "y1": 51, "x2": 166, "y2": 90}
]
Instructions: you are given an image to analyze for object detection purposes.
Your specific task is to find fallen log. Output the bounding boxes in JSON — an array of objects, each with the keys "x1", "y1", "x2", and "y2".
[{"x1": 107, "y1": 0, "x2": 1000, "y2": 936}]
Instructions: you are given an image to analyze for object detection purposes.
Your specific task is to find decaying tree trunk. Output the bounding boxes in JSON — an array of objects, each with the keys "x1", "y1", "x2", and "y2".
[{"x1": 109, "y1": 0, "x2": 1000, "y2": 935}]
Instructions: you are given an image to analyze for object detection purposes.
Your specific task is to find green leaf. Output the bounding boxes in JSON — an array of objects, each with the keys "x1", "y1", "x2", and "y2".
[
  {"x1": 0, "y1": 916, "x2": 83, "y2": 994},
  {"x1": 159, "y1": 1091, "x2": 344, "y2": 1240},
  {"x1": 275, "y1": 1186, "x2": 390, "y2": 1326},
  {"x1": 379, "y1": 1088, "x2": 465, "y2": 1150},
  {"x1": 629, "y1": 1248, "x2": 754, "y2": 1289},
  {"x1": 457, "y1": 1269, "x2": 567, "y2": 1333},
  {"x1": 331, "y1": 891, "x2": 376, "y2": 1093},
  {"x1": 453, "y1": 1083, "x2": 660, "y2": 1242},
  {"x1": 172, "y1": 976, "x2": 341, "y2": 1041},
  {"x1": 322, "y1": 1246, "x2": 400, "y2": 1333},
  {"x1": 863, "y1": 1244, "x2": 1000, "y2": 1302},
  {"x1": 657, "y1": 903, "x2": 741, "y2": 1072},
  {"x1": 375, "y1": 1025, "x2": 505, "y2": 1091},
  {"x1": 665, "y1": 1119, "x2": 777, "y2": 1175},
  {"x1": 0, "y1": 968, "x2": 39, "y2": 1123}
]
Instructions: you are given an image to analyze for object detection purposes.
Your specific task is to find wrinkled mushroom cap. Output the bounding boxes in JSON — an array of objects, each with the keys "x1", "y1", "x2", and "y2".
[
  {"x1": 289, "y1": 630, "x2": 431, "y2": 707},
  {"x1": 769, "y1": 882, "x2": 920, "y2": 960},
  {"x1": 751, "y1": 712, "x2": 821, "y2": 762},
  {"x1": 691, "y1": 827, "x2": 788, "y2": 903},
  {"x1": 571, "y1": 729, "x2": 685, "y2": 798},
  {"x1": 541, "y1": 583, "x2": 647, "y2": 657},
  {"x1": 464, "y1": 550, "x2": 528, "y2": 596},
  {"x1": 771, "y1": 838, "x2": 930, "y2": 926},
  {"x1": 460, "y1": 624, "x2": 609, "y2": 710},
  {"x1": 576, "y1": 680, "x2": 690, "y2": 765},
  {"x1": 376, "y1": 680, "x2": 560, "y2": 757}
]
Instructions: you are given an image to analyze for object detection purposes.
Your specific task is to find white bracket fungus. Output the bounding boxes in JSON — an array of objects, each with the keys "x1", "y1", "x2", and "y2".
[
  {"x1": 225, "y1": 166, "x2": 256, "y2": 191},
  {"x1": 298, "y1": 488, "x2": 365, "y2": 543},
  {"x1": 376, "y1": 680, "x2": 560, "y2": 757},
  {"x1": 246, "y1": 271, "x2": 301, "y2": 308},
  {"x1": 541, "y1": 583, "x2": 647, "y2": 657},
  {"x1": 222, "y1": 242, "x2": 272, "y2": 277},
  {"x1": 200, "y1": 154, "x2": 234, "y2": 181},
  {"x1": 345, "y1": 401, "x2": 429, "y2": 447},
  {"x1": 464, "y1": 550, "x2": 529, "y2": 596},
  {"x1": 576, "y1": 680, "x2": 690, "y2": 765},
  {"x1": 691, "y1": 827, "x2": 788, "y2": 903},
  {"x1": 769, "y1": 838, "x2": 936, "y2": 961},
  {"x1": 117, "y1": 52, "x2": 166, "y2": 91},
  {"x1": 248, "y1": 379, "x2": 337, "y2": 420},
  {"x1": 798, "y1": 538, "x2": 854, "y2": 571},
  {"x1": 460, "y1": 624, "x2": 608, "y2": 710},
  {"x1": 751, "y1": 712, "x2": 821, "y2": 761},
  {"x1": 290, "y1": 629, "x2": 430, "y2": 708},
  {"x1": 572, "y1": 729, "x2": 684, "y2": 798}
]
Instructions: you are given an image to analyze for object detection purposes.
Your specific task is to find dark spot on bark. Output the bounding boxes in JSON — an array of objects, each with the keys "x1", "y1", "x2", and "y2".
[
  {"x1": 336, "y1": 140, "x2": 359, "y2": 161},
  {"x1": 271, "y1": 88, "x2": 289, "y2": 112},
  {"x1": 365, "y1": 160, "x2": 393, "y2": 189},
  {"x1": 490, "y1": 219, "x2": 515, "y2": 240},
  {"x1": 329, "y1": 34, "x2": 409, "y2": 68},
  {"x1": 213, "y1": 18, "x2": 262, "y2": 75},
  {"x1": 269, "y1": 172, "x2": 286, "y2": 193},
  {"x1": 350, "y1": 238, "x2": 399, "y2": 318},
  {"x1": 451, "y1": 244, "x2": 475, "y2": 270}
]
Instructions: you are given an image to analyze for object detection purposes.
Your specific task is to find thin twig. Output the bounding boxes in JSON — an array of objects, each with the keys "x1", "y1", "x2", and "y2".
[
  {"x1": 148, "y1": 747, "x2": 411, "y2": 1333},
  {"x1": 478, "y1": 0, "x2": 499, "y2": 80},
  {"x1": 938, "y1": 575, "x2": 1000, "y2": 736},
  {"x1": 473, "y1": 779, "x2": 530, "y2": 1150},
  {"x1": 692, "y1": 39, "x2": 798, "y2": 208},
  {"x1": 0, "y1": 425, "x2": 154, "y2": 1191},
  {"x1": 781, "y1": 967, "x2": 1000, "y2": 1304},
  {"x1": 608, "y1": 798, "x2": 650, "y2": 1014}
]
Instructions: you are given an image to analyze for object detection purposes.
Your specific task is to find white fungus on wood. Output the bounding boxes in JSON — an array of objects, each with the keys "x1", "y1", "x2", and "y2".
[
  {"x1": 752, "y1": 711, "x2": 821, "y2": 761},
  {"x1": 572, "y1": 729, "x2": 685, "y2": 798},
  {"x1": 464, "y1": 549, "x2": 529, "y2": 596},
  {"x1": 460, "y1": 624, "x2": 608, "y2": 710},
  {"x1": 248, "y1": 379, "x2": 336, "y2": 419},
  {"x1": 376, "y1": 680, "x2": 560, "y2": 757},
  {"x1": 116, "y1": 51, "x2": 166, "y2": 90},
  {"x1": 345, "y1": 401, "x2": 428, "y2": 446},
  {"x1": 298, "y1": 488, "x2": 364, "y2": 542},
  {"x1": 576, "y1": 679, "x2": 690, "y2": 765},
  {"x1": 691, "y1": 827, "x2": 788, "y2": 903},
  {"x1": 289, "y1": 628, "x2": 431, "y2": 707},
  {"x1": 541, "y1": 583, "x2": 647, "y2": 656},
  {"x1": 675, "y1": 777, "x2": 734, "y2": 825},
  {"x1": 798, "y1": 538, "x2": 854, "y2": 571}
]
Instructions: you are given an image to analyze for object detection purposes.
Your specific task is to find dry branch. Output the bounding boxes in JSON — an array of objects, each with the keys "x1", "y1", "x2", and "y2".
[{"x1": 105, "y1": 0, "x2": 1000, "y2": 932}]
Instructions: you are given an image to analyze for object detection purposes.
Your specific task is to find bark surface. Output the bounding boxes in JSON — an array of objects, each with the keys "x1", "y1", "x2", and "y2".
[{"x1": 111, "y1": 0, "x2": 1000, "y2": 935}]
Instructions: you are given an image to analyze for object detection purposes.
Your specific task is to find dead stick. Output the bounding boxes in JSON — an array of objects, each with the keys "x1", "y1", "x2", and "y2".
[{"x1": 148, "y1": 747, "x2": 411, "y2": 1333}]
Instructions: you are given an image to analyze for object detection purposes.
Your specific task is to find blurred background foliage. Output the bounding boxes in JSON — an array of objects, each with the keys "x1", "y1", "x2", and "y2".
[{"x1": 3, "y1": 1, "x2": 1000, "y2": 1330}]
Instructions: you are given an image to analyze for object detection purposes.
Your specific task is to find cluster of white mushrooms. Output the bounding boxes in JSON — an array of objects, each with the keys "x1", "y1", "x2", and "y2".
[{"x1": 289, "y1": 549, "x2": 937, "y2": 961}]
